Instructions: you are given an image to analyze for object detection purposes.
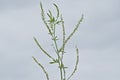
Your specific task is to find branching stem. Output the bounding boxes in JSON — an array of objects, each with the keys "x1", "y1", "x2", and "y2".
[{"x1": 33, "y1": 2, "x2": 83, "y2": 80}]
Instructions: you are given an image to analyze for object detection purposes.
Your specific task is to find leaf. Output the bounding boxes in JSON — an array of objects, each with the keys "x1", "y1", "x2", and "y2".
[
  {"x1": 51, "y1": 17, "x2": 55, "y2": 22},
  {"x1": 52, "y1": 36, "x2": 59, "y2": 40},
  {"x1": 49, "y1": 61, "x2": 56, "y2": 64},
  {"x1": 49, "y1": 59, "x2": 59, "y2": 64},
  {"x1": 56, "y1": 20, "x2": 62, "y2": 24},
  {"x1": 47, "y1": 13, "x2": 52, "y2": 20},
  {"x1": 48, "y1": 10, "x2": 52, "y2": 18},
  {"x1": 59, "y1": 63, "x2": 68, "y2": 69},
  {"x1": 53, "y1": 3, "x2": 59, "y2": 18}
]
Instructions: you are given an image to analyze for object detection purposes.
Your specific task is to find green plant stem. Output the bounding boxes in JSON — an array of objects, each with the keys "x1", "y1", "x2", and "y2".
[
  {"x1": 67, "y1": 47, "x2": 79, "y2": 80},
  {"x1": 54, "y1": 40, "x2": 63, "y2": 80},
  {"x1": 59, "y1": 14, "x2": 83, "y2": 53},
  {"x1": 40, "y1": 2, "x2": 64, "y2": 79},
  {"x1": 53, "y1": 39, "x2": 63, "y2": 80},
  {"x1": 32, "y1": 57, "x2": 49, "y2": 80},
  {"x1": 40, "y1": 2, "x2": 53, "y2": 35},
  {"x1": 52, "y1": 24, "x2": 63, "y2": 80},
  {"x1": 33, "y1": 37, "x2": 55, "y2": 61},
  {"x1": 34, "y1": 2, "x2": 83, "y2": 80},
  {"x1": 61, "y1": 16, "x2": 66, "y2": 80}
]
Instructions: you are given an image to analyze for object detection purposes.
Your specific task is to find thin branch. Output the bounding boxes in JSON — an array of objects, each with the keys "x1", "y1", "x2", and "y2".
[
  {"x1": 67, "y1": 46, "x2": 79, "y2": 80},
  {"x1": 61, "y1": 15, "x2": 66, "y2": 80},
  {"x1": 61, "y1": 15, "x2": 65, "y2": 53},
  {"x1": 33, "y1": 37, "x2": 55, "y2": 60},
  {"x1": 32, "y1": 57, "x2": 50, "y2": 80},
  {"x1": 65, "y1": 14, "x2": 83, "y2": 46},
  {"x1": 40, "y1": 2, "x2": 53, "y2": 35},
  {"x1": 59, "y1": 14, "x2": 83, "y2": 52}
]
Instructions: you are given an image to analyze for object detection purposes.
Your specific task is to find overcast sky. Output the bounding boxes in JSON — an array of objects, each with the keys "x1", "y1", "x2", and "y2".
[{"x1": 0, "y1": 0, "x2": 120, "y2": 80}]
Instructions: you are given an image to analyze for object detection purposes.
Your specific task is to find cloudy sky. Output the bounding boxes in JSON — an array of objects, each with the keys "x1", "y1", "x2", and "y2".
[{"x1": 0, "y1": 0, "x2": 120, "y2": 80}]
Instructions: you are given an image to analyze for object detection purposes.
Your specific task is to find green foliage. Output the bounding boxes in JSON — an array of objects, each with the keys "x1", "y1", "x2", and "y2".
[{"x1": 33, "y1": 1, "x2": 83, "y2": 80}]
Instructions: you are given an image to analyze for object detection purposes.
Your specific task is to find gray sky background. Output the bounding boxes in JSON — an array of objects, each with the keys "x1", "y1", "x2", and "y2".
[{"x1": 0, "y1": 0, "x2": 120, "y2": 80}]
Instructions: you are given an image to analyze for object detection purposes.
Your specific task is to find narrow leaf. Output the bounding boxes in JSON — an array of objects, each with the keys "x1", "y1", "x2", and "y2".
[{"x1": 53, "y1": 3, "x2": 59, "y2": 18}]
